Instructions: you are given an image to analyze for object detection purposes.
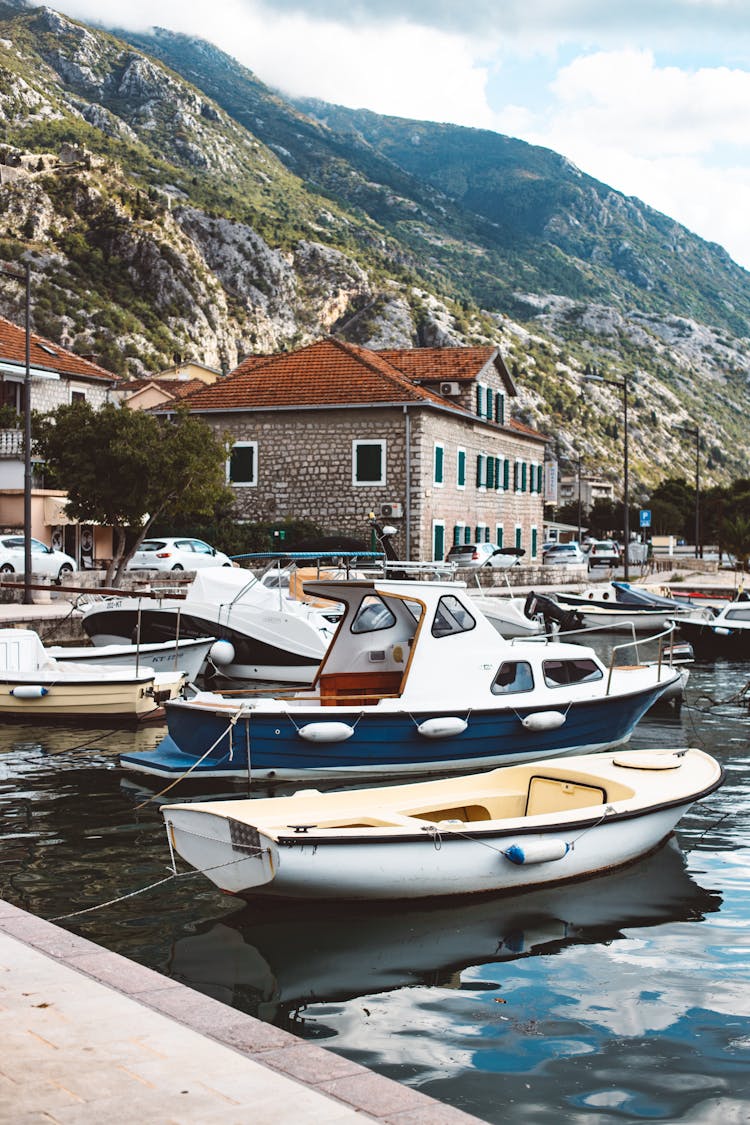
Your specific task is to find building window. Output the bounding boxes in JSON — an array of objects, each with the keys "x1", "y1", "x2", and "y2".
[
  {"x1": 453, "y1": 523, "x2": 464, "y2": 545},
  {"x1": 531, "y1": 526, "x2": 538, "y2": 558},
  {"x1": 71, "y1": 390, "x2": 85, "y2": 405},
  {"x1": 515, "y1": 525, "x2": 522, "y2": 550},
  {"x1": 434, "y1": 442, "x2": 444, "y2": 486},
  {"x1": 227, "y1": 441, "x2": 257, "y2": 486},
  {"x1": 457, "y1": 448, "x2": 466, "y2": 489},
  {"x1": 353, "y1": 440, "x2": 386, "y2": 485},
  {"x1": 432, "y1": 520, "x2": 445, "y2": 561},
  {"x1": 494, "y1": 456, "x2": 502, "y2": 491},
  {"x1": 464, "y1": 526, "x2": 472, "y2": 544},
  {"x1": 476, "y1": 523, "x2": 489, "y2": 542},
  {"x1": 494, "y1": 393, "x2": 505, "y2": 425},
  {"x1": 496, "y1": 524, "x2": 504, "y2": 548}
]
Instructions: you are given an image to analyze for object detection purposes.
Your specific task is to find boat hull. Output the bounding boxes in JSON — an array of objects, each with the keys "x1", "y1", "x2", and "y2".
[
  {"x1": 122, "y1": 678, "x2": 671, "y2": 779},
  {"x1": 49, "y1": 637, "x2": 215, "y2": 681},
  {"x1": 0, "y1": 671, "x2": 185, "y2": 721},
  {"x1": 675, "y1": 617, "x2": 750, "y2": 658}
]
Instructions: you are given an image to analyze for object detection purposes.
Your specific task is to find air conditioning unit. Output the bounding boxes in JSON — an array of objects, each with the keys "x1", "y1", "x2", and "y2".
[
  {"x1": 439, "y1": 381, "x2": 461, "y2": 396},
  {"x1": 380, "y1": 502, "x2": 403, "y2": 518}
]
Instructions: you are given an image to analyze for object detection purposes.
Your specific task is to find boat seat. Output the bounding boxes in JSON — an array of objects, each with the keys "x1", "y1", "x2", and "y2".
[
  {"x1": 318, "y1": 671, "x2": 403, "y2": 706},
  {"x1": 524, "y1": 775, "x2": 606, "y2": 817}
]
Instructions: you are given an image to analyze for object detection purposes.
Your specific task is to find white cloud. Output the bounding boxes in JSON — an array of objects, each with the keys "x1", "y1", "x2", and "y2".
[{"x1": 510, "y1": 49, "x2": 750, "y2": 268}]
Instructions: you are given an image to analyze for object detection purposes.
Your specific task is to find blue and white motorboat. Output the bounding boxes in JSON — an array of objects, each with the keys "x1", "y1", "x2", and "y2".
[{"x1": 120, "y1": 577, "x2": 681, "y2": 781}]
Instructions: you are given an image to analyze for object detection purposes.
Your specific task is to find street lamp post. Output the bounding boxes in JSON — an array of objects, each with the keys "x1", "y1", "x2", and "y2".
[
  {"x1": 677, "y1": 424, "x2": 701, "y2": 559},
  {"x1": 585, "y1": 371, "x2": 630, "y2": 581},
  {"x1": 0, "y1": 260, "x2": 32, "y2": 604}
]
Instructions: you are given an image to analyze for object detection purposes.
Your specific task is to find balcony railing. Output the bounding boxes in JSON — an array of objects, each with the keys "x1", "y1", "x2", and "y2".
[{"x1": 0, "y1": 429, "x2": 22, "y2": 458}]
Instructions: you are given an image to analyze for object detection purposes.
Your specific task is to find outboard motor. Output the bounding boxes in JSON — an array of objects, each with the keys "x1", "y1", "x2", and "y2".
[{"x1": 524, "y1": 591, "x2": 584, "y2": 635}]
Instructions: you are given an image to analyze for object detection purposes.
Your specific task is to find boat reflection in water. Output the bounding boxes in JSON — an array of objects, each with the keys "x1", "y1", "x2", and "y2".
[{"x1": 167, "y1": 838, "x2": 720, "y2": 1026}]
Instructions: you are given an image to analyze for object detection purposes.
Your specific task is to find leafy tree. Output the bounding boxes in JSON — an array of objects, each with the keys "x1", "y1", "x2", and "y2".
[
  {"x1": 32, "y1": 402, "x2": 232, "y2": 585},
  {"x1": 719, "y1": 514, "x2": 750, "y2": 575}
]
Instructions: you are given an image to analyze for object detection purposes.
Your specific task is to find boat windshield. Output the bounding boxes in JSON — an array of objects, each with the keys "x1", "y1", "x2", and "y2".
[
  {"x1": 431, "y1": 595, "x2": 476, "y2": 638},
  {"x1": 351, "y1": 595, "x2": 397, "y2": 634}
]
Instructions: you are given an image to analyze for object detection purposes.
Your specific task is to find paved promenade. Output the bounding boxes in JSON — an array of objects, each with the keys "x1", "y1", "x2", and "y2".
[{"x1": 0, "y1": 900, "x2": 481, "y2": 1125}]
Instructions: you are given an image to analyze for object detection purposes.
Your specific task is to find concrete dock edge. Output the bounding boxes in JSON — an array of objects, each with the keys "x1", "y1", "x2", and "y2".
[{"x1": 0, "y1": 898, "x2": 484, "y2": 1124}]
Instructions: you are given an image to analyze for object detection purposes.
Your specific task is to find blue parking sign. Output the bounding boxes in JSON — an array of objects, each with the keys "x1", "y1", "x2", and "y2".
[{"x1": 639, "y1": 509, "x2": 651, "y2": 527}]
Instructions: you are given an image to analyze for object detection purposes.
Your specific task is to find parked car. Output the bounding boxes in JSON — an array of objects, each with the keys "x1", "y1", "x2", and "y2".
[
  {"x1": 587, "y1": 540, "x2": 621, "y2": 568},
  {"x1": 445, "y1": 542, "x2": 525, "y2": 569},
  {"x1": 542, "y1": 542, "x2": 587, "y2": 566},
  {"x1": 126, "y1": 537, "x2": 234, "y2": 572},
  {"x1": 0, "y1": 536, "x2": 76, "y2": 580}
]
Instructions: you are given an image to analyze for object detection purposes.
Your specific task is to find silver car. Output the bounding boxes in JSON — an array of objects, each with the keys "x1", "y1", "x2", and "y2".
[
  {"x1": 542, "y1": 542, "x2": 587, "y2": 566},
  {"x1": 445, "y1": 542, "x2": 525, "y2": 568}
]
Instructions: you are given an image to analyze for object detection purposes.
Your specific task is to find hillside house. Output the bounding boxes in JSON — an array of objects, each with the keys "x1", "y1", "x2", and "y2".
[
  {"x1": 122, "y1": 359, "x2": 221, "y2": 411},
  {"x1": 0, "y1": 316, "x2": 119, "y2": 566},
  {"x1": 173, "y1": 339, "x2": 548, "y2": 561}
]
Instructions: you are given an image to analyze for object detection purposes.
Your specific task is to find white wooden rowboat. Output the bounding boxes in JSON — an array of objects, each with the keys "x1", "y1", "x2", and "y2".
[{"x1": 163, "y1": 746, "x2": 723, "y2": 900}]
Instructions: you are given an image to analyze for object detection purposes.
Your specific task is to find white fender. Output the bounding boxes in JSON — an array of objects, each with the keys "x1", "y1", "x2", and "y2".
[
  {"x1": 521, "y1": 710, "x2": 566, "y2": 731},
  {"x1": 504, "y1": 839, "x2": 569, "y2": 865},
  {"x1": 10, "y1": 685, "x2": 48, "y2": 699},
  {"x1": 209, "y1": 639, "x2": 235, "y2": 665},
  {"x1": 417, "y1": 717, "x2": 468, "y2": 739},
  {"x1": 298, "y1": 722, "x2": 355, "y2": 743}
]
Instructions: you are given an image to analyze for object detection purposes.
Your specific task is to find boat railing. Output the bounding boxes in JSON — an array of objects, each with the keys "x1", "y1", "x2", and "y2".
[{"x1": 604, "y1": 623, "x2": 678, "y2": 694}]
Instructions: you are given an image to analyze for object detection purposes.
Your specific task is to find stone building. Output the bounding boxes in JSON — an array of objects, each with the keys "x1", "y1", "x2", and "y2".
[
  {"x1": 173, "y1": 339, "x2": 548, "y2": 561},
  {"x1": 0, "y1": 315, "x2": 120, "y2": 565}
]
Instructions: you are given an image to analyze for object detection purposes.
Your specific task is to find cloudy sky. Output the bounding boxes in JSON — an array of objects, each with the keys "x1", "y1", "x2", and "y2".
[{"x1": 54, "y1": 0, "x2": 750, "y2": 270}]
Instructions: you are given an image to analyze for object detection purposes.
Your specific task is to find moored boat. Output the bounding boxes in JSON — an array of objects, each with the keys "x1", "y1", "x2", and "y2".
[
  {"x1": 162, "y1": 747, "x2": 723, "y2": 900},
  {"x1": 47, "y1": 635, "x2": 216, "y2": 681},
  {"x1": 673, "y1": 598, "x2": 750, "y2": 658},
  {"x1": 0, "y1": 628, "x2": 187, "y2": 721},
  {"x1": 554, "y1": 581, "x2": 708, "y2": 633},
  {"x1": 79, "y1": 566, "x2": 340, "y2": 683},
  {"x1": 121, "y1": 577, "x2": 681, "y2": 780}
]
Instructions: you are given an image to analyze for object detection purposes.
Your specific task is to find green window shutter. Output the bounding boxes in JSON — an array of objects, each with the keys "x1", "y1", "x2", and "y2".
[
  {"x1": 513, "y1": 461, "x2": 519, "y2": 490},
  {"x1": 453, "y1": 525, "x2": 461, "y2": 545},
  {"x1": 494, "y1": 457, "x2": 502, "y2": 490},
  {"x1": 457, "y1": 449, "x2": 466, "y2": 487},
  {"x1": 497, "y1": 394, "x2": 505, "y2": 425},
  {"x1": 496, "y1": 525, "x2": 504, "y2": 548},
  {"x1": 476, "y1": 454, "x2": 485, "y2": 487},
  {"x1": 503, "y1": 459, "x2": 510, "y2": 490},
  {"x1": 434, "y1": 524, "x2": 445, "y2": 560},
  {"x1": 486, "y1": 456, "x2": 494, "y2": 490},
  {"x1": 434, "y1": 444, "x2": 444, "y2": 484},
  {"x1": 521, "y1": 462, "x2": 528, "y2": 492},
  {"x1": 515, "y1": 526, "x2": 522, "y2": 550},
  {"x1": 486, "y1": 387, "x2": 493, "y2": 417},
  {"x1": 531, "y1": 527, "x2": 538, "y2": 557},
  {"x1": 476, "y1": 386, "x2": 483, "y2": 416},
  {"x1": 484, "y1": 527, "x2": 491, "y2": 542},
  {"x1": 464, "y1": 526, "x2": 471, "y2": 544}
]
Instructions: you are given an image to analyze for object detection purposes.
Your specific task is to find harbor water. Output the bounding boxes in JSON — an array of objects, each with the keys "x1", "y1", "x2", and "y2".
[{"x1": 1, "y1": 653, "x2": 750, "y2": 1124}]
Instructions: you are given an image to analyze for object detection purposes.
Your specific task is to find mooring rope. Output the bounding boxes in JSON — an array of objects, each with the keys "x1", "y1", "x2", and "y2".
[{"x1": 132, "y1": 710, "x2": 246, "y2": 811}]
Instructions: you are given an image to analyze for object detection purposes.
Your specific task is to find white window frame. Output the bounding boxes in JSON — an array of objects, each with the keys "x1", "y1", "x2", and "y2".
[
  {"x1": 226, "y1": 440, "x2": 258, "y2": 487},
  {"x1": 352, "y1": 439, "x2": 386, "y2": 486}
]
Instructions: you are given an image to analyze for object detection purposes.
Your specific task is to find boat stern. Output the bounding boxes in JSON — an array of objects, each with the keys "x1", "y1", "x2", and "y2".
[{"x1": 163, "y1": 806, "x2": 278, "y2": 893}]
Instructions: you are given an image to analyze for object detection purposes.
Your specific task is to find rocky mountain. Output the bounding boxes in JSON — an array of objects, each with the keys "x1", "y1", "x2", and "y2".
[{"x1": 0, "y1": 2, "x2": 749, "y2": 489}]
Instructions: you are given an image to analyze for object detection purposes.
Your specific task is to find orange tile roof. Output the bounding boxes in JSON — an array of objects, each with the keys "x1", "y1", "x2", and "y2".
[
  {"x1": 178, "y1": 339, "x2": 456, "y2": 411},
  {"x1": 378, "y1": 346, "x2": 500, "y2": 383},
  {"x1": 0, "y1": 316, "x2": 120, "y2": 382}
]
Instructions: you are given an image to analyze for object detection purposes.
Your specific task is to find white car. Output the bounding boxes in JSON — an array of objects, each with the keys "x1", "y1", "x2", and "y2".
[
  {"x1": 126, "y1": 537, "x2": 234, "y2": 572},
  {"x1": 0, "y1": 536, "x2": 76, "y2": 580},
  {"x1": 445, "y1": 542, "x2": 526, "y2": 569}
]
